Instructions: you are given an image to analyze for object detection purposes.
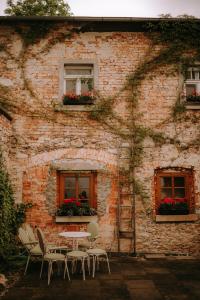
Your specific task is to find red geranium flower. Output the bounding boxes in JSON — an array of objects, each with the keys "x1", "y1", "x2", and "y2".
[
  {"x1": 162, "y1": 198, "x2": 175, "y2": 204},
  {"x1": 175, "y1": 198, "x2": 187, "y2": 203},
  {"x1": 64, "y1": 198, "x2": 77, "y2": 203}
]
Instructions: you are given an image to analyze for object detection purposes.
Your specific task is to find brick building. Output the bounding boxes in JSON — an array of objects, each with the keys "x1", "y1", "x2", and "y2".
[{"x1": 0, "y1": 16, "x2": 200, "y2": 255}]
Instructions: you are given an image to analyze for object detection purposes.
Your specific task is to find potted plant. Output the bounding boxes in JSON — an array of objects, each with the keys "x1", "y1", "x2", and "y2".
[
  {"x1": 63, "y1": 92, "x2": 95, "y2": 105},
  {"x1": 158, "y1": 198, "x2": 189, "y2": 215}
]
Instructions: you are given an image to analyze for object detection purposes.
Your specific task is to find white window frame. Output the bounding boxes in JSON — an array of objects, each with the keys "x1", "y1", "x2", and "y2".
[
  {"x1": 184, "y1": 67, "x2": 200, "y2": 101},
  {"x1": 63, "y1": 64, "x2": 94, "y2": 96}
]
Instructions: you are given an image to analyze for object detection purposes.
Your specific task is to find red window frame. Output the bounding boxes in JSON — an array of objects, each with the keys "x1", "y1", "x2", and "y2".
[
  {"x1": 154, "y1": 169, "x2": 195, "y2": 214},
  {"x1": 57, "y1": 172, "x2": 97, "y2": 208}
]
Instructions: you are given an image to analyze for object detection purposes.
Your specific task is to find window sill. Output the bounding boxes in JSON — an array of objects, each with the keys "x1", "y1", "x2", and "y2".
[
  {"x1": 55, "y1": 215, "x2": 98, "y2": 223},
  {"x1": 54, "y1": 103, "x2": 94, "y2": 112},
  {"x1": 185, "y1": 102, "x2": 200, "y2": 110},
  {"x1": 155, "y1": 214, "x2": 198, "y2": 223}
]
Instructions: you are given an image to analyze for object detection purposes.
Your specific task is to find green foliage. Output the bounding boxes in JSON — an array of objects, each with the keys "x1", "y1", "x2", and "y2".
[
  {"x1": 172, "y1": 100, "x2": 186, "y2": 119},
  {"x1": 15, "y1": 22, "x2": 53, "y2": 47},
  {"x1": 0, "y1": 151, "x2": 32, "y2": 262},
  {"x1": 89, "y1": 97, "x2": 114, "y2": 122},
  {"x1": 5, "y1": 0, "x2": 72, "y2": 16}
]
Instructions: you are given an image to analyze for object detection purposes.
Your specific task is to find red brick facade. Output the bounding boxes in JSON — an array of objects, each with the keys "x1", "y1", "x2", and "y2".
[{"x1": 0, "y1": 17, "x2": 200, "y2": 254}]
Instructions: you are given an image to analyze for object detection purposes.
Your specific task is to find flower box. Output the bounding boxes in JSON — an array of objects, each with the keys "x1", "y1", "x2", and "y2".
[
  {"x1": 56, "y1": 200, "x2": 97, "y2": 222},
  {"x1": 158, "y1": 198, "x2": 189, "y2": 215},
  {"x1": 63, "y1": 93, "x2": 95, "y2": 105},
  {"x1": 55, "y1": 215, "x2": 98, "y2": 223},
  {"x1": 186, "y1": 95, "x2": 200, "y2": 103}
]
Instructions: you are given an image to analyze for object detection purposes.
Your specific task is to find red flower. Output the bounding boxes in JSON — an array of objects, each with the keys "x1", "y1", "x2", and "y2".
[
  {"x1": 162, "y1": 198, "x2": 175, "y2": 204},
  {"x1": 64, "y1": 198, "x2": 77, "y2": 203},
  {"x1": 175, "y1": 198, "x2": 187, "y2": 203}
]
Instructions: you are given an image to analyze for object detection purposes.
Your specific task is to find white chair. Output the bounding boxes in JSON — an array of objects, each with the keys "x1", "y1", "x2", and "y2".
[
  {"x1": 18, "y1": 227, "x2": 42, "y2": 275},
  {"x1": 37, "y1": 228, "x2": 70, "y2": 285},
  {"x1": 67, "y1": 250, "x2": 90, "y2": 280},
  {"x1": 79, "y1": 222, "x2": 99, "y2": 250},
  {"x1": 23, "y1": 223, "x2": 69, "y2": 253},
  {"x1": 87, "y1": 248, "x2": 111, "y2": 278}
]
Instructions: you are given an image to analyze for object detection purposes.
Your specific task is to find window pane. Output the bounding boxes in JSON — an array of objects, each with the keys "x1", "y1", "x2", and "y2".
[
  {"x1": 78, "y1": 177, "x2": 90, "y2": 202},
  {"x1": 186, "y1": 71, "x2": 191, "y2": 80},
  {"x1": 161, "y1": 188, "x2": 172, "y2": 199},
  {"x1": 65, "y1": 66, "x2": 92, "y2": 75},
  {"x1": 79, "y1": 178, "x2": 89, "y2": 196},
  {"x1": 79, "y1": 177, "x2": 89, "y2": 189},
  {"x1": 192, "y1": 70, "x2": 195, "y2": 79},
  {"x1": 174, "y1": 177, "x2": 185, "y2": 187},
  {"x1": 64, "y1": 189, "x2": 76, "y2": 198},
  {"x1": 64, "y1": 177, "x2": 76, "y2": 199},
  {"x1": 65, "y1": 177, "x2": 75, "y2": 187},
  {"x1": 174, "y1": 188, "x2": 185, "y2": 198},
  {"x1": 186, "y1": 84, "x2": 196, "y2": 96},
  {"x1": 161, "y1": 177, "x2": 172, "y2": 187},
  {"x1": 81, "y1": 78, "x2": 93, "y2": 93},
  {"x1": 65, "y1": 79, "x2": 76, "y2": 93}
]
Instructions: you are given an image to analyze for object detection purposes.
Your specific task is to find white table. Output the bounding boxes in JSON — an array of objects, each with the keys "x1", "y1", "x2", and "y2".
[{"x1": 59, "y1": 231, "x2": 91, "y2": 250}]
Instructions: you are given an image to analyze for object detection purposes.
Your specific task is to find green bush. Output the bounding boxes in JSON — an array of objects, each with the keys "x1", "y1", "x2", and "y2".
[{"x1": 0, "y1": 151, "x2": 32, "y2": 262}]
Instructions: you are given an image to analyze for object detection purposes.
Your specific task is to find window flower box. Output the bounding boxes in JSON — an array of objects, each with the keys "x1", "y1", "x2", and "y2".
[
  {"x1": 158, "y1": 198, "x2": 189, "y2": 215},
  {"x1": 63, "y1": 93, "x2": 95, "y2": 105},
  {"x1": 56, "y1": 200, "x2": 97, "y2": 220},
  {"x1": 186, "y1": 94, "x2": 200, "y2": 103}
]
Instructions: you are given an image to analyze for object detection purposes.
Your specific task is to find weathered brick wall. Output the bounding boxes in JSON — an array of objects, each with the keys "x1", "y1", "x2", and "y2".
[
  {"x1": 0, "y1": 23, "x2": 200, "y2": 254},
  {"x1": 0, "y1": 114, "x2": 12, "y2": 169}
]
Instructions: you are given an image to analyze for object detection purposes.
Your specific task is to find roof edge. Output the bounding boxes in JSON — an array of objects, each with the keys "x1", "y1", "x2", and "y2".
[{"x1": 0, "y1": 16, "x2": 199, "y2": 22}]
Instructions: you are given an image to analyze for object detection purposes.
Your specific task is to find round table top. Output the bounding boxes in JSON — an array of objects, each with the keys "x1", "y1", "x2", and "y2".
[{"x1": 59, "y1": 231, "x2": 91, "y2": 238}]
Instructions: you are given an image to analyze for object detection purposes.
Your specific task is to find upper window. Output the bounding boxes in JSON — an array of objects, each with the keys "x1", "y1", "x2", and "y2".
[
  {"x1": 62, "y1": 64, "x2": 95, "y2": 105},
  {"x1": 185, "y1": 67, "x2": 200, "y2": 104},
  {"x1": 57, "y1": 172, "x2": 97, "y2": 209},
  {"x1": 155, "y1": 169, "x2": 195, "y2": 215}
]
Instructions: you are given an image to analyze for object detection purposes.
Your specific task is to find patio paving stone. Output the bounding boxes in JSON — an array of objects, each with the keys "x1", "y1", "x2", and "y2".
[{"x1": 1, "y1": 257, "x2": 200, "y2": 300}]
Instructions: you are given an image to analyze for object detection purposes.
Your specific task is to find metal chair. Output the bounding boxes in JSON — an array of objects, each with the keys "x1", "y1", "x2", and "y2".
[
  {"x1": 18, "y1": 227, "x2": 42, "y2": 275},
  {"x1": 79, "y1": 222, "x2": 99, "y2": 250},
  {"x1": 23, "y1": 224, "x2": 69, "y2": 253},
  {"x1": 67, "y1": 250, "x2": 90, "y2": 280},
  {"x1": 86, "y1": 248, "x2": 111, "y2": 278},
  {"x1": 37, "y1": 228, "x2": 70, "y2": 285}
]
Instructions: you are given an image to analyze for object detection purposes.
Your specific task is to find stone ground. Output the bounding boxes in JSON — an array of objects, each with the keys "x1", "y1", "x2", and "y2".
[{"x1": 1, "y1": 256, "x2": 200, "y2": 300}]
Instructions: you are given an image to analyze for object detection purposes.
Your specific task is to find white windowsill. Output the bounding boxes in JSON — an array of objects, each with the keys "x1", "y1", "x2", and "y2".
[
  {"x1": 155, "y1": 214, "x2": 198, "y2": 222},
  {"x1": 185, "y1": 103, "x2": 200, "y2": 110},
  {"x1": 54, "y1": 103, "x2": 94, "y2": 112},
  {"x1": 55, "y1": 215, "x2": 98, "y2": 223}
]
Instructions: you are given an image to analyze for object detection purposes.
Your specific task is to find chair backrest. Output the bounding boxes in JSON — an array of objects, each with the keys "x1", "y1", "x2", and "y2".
[
  {"x1": 18, "y1": 227, "x2": 33, "y2": 251},
  {"x1": 36, "y1": 228, "x2": 46, "y2": 255},
  {"x1": 87, "y1": 222, "x2": 99, "y2": 239},
  {"x1": 23, "y1": 224, "x2": 37, "y2": 243}
]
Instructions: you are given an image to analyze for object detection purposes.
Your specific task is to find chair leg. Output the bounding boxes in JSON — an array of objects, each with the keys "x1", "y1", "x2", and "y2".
[
  {"x1": 48, "y1": 261, "x2": 52, "y2": 285},
  {"x1": 64, "y1": 260, "x2": 70, "y2": 281},
  {"x1": 106, "y1": 254, "x2": 111, "y2": 274},
  {"x1": 92, "y1": 255, "x2": 96, "y2": 278},
  {"x1": 97, "y1": 256, "x2": 100, "y2": 270},
  {"x1": 87, "y1": 256, "x2": 90, "y2": 275},
  {"x1": 24, "y1": 255, "x2": 30, "y2": 275},
  {"x1": 82, "y1": 258, "x2": 86, "y2": 281},
  {"x1": 40, "y1": 259, "x2": 44, "y2": 278}
]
